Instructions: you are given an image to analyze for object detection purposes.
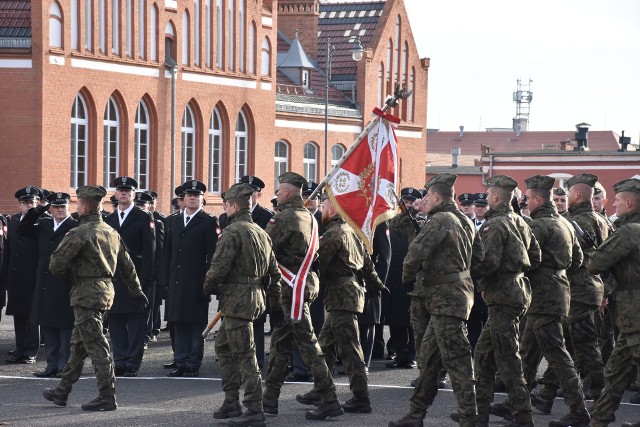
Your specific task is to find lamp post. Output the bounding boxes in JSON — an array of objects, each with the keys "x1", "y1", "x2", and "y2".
[{"x1": 323, "y1": 36, "x2": 364, "y2": 177}]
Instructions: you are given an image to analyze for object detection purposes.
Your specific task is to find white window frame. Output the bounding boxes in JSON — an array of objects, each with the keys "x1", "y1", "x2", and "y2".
[
  {"x1": 228, "y1": 0, "x2": 234, "y2": 71},
  {"x1": 71, "y1": 93, "x2": 89, "y2": 188},
  {"x1": 248, "y1": 21, "x2": 255, "y2": 74},
  {"x1": 49, "y1": 2, "x2": 63, "y2": 48},
  {"x1": 274, "y1": 140, "x2": 289, "y2": 189},
  {"x1": 150, "y1": 3, "x2": 158, "y2": 60},
  {"x1": 112, "y1": 0, "x2": 119, "y2": 54},
  {"x1": 134, "y1": 100, "x2": 150, "y2": 190},
  {"x1": 303, "y1": 142, "x2": 318, "y2": 183},
  {"x1": 216, "y1": 0, "x2": 223, "y2": 69},
  {"x1": 208, "y1": 108, "x2": 223, "y2": 193},
  {"x1": 181, "y1": 105, "x2": 196, "y2": 182},
  {"x1": 331, "y1": 144, "x2": 345, "y2": 167},
  {"x1": 71, "y1": 0, "x2": 79, "y2": 50},
  {"x1": 138, "y1": 0, "x2": 146, "y2": 59},
  {"x1": 235, "y1": 111, "x2": 248, "y2": 182},
  {"x1": 126, "y1": 0, "x2": 133, "y2": 57},
  {"x1": 205, "y1": 0, "x2": 211, "y2": 67},
  {"x1": 103, "y1": 96, "x2": 120, "y2": 188},
  {"x1": 238, "y1": 0, "x2": 245, "y2": 72},
  {"x1": 182, "y1": 10, "x2": 189, "y2": 65},
  {"x1": 85, "y1": 0, "x2": 93, "y2": 51},
  {"x1": 194, "y1": 0, "x2": 200, "y2": 66},
  {"x1": 261, "y1": 37, "x2": 270, "y2": 76}
]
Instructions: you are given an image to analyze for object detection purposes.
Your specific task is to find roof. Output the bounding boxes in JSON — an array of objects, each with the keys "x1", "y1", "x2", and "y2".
[
  {"x1": 426, "y1": 165, "x2": 483, "y2": 175},
  {"x1": 318, "y1": 1, "x2": 385, "y2": 82},
  {"x1": 0, "y1": 0, "x2": 31, "y2": 38},
  {"x1": 278, "y1": 33, "x2": 316, "y2": 69}
]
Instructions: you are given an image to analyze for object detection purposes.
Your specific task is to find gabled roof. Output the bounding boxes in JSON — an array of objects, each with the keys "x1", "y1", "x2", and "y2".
[
  {"x1": 0, "y1": 0, "x2": 31, "y2": 38},
  {"x1": 278, "y1": 33, "x2": 316, "y2": 68}
]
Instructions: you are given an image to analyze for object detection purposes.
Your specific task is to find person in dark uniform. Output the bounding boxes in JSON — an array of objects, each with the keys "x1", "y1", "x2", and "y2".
[
  {"x1": 0, "y1": 212, "x2": 7, "y2": 321},
  {"x1": 5, "y1": 186, "x2": 43, "y2": 364},
  {"x1": 472, "y1": 192, "x2": 488, "y2": 230},
  {"x1": 104, "y1": 177, "x2": 156, "y2": 378},
  {"x1": 458, "y1": 193, "x2": 476, "y2": 220},
  {"x1": 240, "y1": 175, "x2": 275, "y2": 369},
  {"x1": 161, "y1": 180, "x2": 218, "y2": 377},
  {"x1": 146, "y1": 191, "x2": 165, "y2": 344},
  {"x1": 18, "y1": 192, "x2": 78, "y2": 377},
  {"x1": 109, "y1": 195, "x2": 118, "y2": 212}
]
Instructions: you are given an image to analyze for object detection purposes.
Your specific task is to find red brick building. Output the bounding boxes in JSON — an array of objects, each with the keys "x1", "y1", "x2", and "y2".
[{"x1": 0, "y1": 0, "x2": 428, "y2": 214}]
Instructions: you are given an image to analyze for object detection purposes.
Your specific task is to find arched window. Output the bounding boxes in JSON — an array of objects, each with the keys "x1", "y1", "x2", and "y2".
[
  {"x1": 409, "y1": 67, "x2": 415, "y2": 122},
  {"x1": 274, "y1": 141, "x2": 288, "y2": 189},
  {"x1": 238, "y1": 0, "x2": 245, "y2": 72},
  {"x1": 150, "y1": 3, "x2": 158, "y2": 60},
  {"x1": 165, "y1": 22, "x2": 176, "y2": 63},
  {"x1": 103, "y1": 96, "x2": 120, "y2": 188},
  {"x1": 49, "y1": 2, "x2": 63, "y2": 48},
  {"x1": 261, "y1": 37, "x2": 271, "y2": 76},
  {"x1": 228, "y1": 0, "x2": 235, "y2": 71},
  {"x1": 402, "y1": 41, "x2": 408, "y2": 85},
  {"x1": 216, "y1": 0, "x2": 223, "y2": 69},
  {"x1": 386, "y1": 39, "x2": 392, "y2": 86},
  {"x1": 182, "y1": 10, "x2": 190, "y2": 65},
  {"x1": 394, "y1": 16, "x2": 401, "y2": 83},
  {"x1": 194, "y1": 0, "x2": 200, "y2": 66},
  {"x1": 112, "y1": 0, "x2": 119, "y2": 54},
  {"x1": 248, "y1": 21, "x2": 256, "y2": 74},
  {"x1": 303, "y1": 143, "x2": 317, "y2": 183},
  {"x1": 377, "y1": 62, "x2": 384, "y2": 107},
  {"x1": 205, "y1": 0, "x2": 211, "y2": 67},
  {"x1": 181, "y1": 105, "x2": 196, "y2": 182},
  {"x1": 235, "y1": 111, "x2": 248, "y2": 181},
  {"x1": 71, "y1": 0, "x2": 79, "y2": 50},
  {"x1": 138, "y1": 0, "x2": 146, "y2": 59},
  {"x1": 331, "y1": 144, "x2": 345, "y2": 167},
  {"x1": 134, "y1": 100, "x2": 150, "y2": 190},
  {"x1": 71, "y1": 93, "x2": 88, "y2": 188},
  {"x1": 98, "y1": 0, "x2": 106, "y2": 52},
  {"x1": 126, "y1": 0, "x2": 133, "y2": 57},
  {"x1": 85, "y1": 0, "x2": 93, "y2": 52},
  {"x1": 208, "y1": 107, "x2": 222, "y2": 192}
]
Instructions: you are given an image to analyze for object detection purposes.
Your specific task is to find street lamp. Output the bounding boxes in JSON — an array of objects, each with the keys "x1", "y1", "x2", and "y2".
[{"x1": 323, "y1": 36, "x2": 364, "y2": 176}]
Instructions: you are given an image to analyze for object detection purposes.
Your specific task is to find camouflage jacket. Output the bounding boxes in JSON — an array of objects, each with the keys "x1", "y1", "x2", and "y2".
[
  {"x1": 265, "y1": 196, "x2": 319, "y2": 307},
  {"x1": 203, "y1": 209, "x2": 280, "y2": 321},
  {"x1": 473, "y1": 202, "x2": 541, "y2": 309},
  {"x1": 588, "y1": 209, "x2": 640, "y2": 335},
  {"x1": 388, "y1": 209, "x2": 427, "y2": 297},
  {"x1": 566, "y1": 201, "x2": 609, "y2": 306},
  {"x1": 527, "y1": 201, "x2": 583, "y2": 316},
  {"x1": 49, "y1": 213, "x2": 142, "y2": 310},
  {"x1": 319, "y1": 216, "x2": 385, "y2": 313},
  {"x1": 598, "y1": 210, "x2": 617, "y2": 294},
  {"x1": 402, "y1": 202, "x2": 483, "y2": 320}
]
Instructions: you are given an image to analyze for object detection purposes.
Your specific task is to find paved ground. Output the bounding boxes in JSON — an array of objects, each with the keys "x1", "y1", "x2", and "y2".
[{"x1": 0, "y1": 306, "x2": 638, "y2": 426}]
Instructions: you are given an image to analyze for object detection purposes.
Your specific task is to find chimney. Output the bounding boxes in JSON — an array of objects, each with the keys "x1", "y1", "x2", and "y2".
[
  {"x1": 619, "y1": 130, "x2": 631, "y2": 152},
  {"x1": 515, "y1": 123, "x2": 522, "y2": 137},
  {"x1": 574, "y1": 122, "x2": 591, "y2": 151},
  {"x1": 459, "y1": 125, "x2": 464, "y2": 137},
  {"x1": 277, "y1": 0, "x2": 319, "y2": 59},
  {"x1": 451, "y1": 147, "x2": 461, "y2": 168}
]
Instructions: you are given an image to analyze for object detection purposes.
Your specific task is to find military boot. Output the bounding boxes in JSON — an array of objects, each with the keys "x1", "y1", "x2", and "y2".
[
  {"x1": 622, "y1": 423, "x2": 640, "y2": 427},
  {"x1": 296, "y1": 389, "x2": 322, "y2": 405},
  {"x1": 81, "y1": 395, "x2": 117, "y2": 411},
  {"x1": 262, "y1": 394, "x2": 278, "y2": 415},
  {"x1": 43, "y1": 388, "x2": 69, "y2": 407},
  {"x1": 530, "y1": 393, "x2": 554, "y2": 414},
  {"x1": 305, "y1": 399, "x2": 344, "y2": 420},
  {"x1": 342, "y1": 396, "x2": 372, "y2": 413},
  {"x1": 504, "y1": 416, "x2": 534, "y2": 427},
  {"x1": 213, "y1": 398, "x2": 243, "y2": 419},
  {"x1": 449, "y1": 412, "x2": 489, "y2": 427},
  {"x1": 489, "y1": 401, "x2": 514, "y2": 421},
  {"x1": 227, "y1": 409, "x2": 266, "y2": 427},
  {"x1": 388, "y1": 413, "x2": 424, "y2": 427},
  {"x1": 549, "y1": 408, "x2": 590, "y2": 427}
]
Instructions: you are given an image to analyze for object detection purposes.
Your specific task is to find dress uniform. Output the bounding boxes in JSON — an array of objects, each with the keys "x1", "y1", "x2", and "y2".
[
  {"x1": 161, "y1": 180, "x2": 218, "y2": 377},
  {"x1": 146, "y1": 191, "x2": 166, "y2": 342},
  {"x1": 19, "y1": 192, "x2": 78, "y2": 377},
  {"x1": 472, "y1": 192, "x2": 488, "y2": 230},
  {"x1": 0, "y1": 213, "x2": 7, "y2": 317},
  {"x1": 104, "y1": 177, "x2": 156, "y2": 377}
]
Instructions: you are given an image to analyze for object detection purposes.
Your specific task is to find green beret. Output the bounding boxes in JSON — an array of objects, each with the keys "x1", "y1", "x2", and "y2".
[
  {"x1": 424, "y1": 173, "x2": 457, "y2": 190},
  {"x1": 566, "y1": 173, "x2": 598, "y2": 189},
  {"x1": 553, "y1": 187, "x2": 567, "y2": 196},
  {"x1": 593, "y1": 181, "x2": 605, "y2": 195},
  {"x1": 278, "y1": 172, "x2": 307, "y2": 189},
  {"x1": 524, "y1": 175, "x2": 555, "y2": 191},
  {"x1": 224, "y1": 183, "x2": 254, "y2": 201},
  {"x1": 76, "y1": 185, "x2": 107, "y2": 202},
  {"x1": 613, "y1": 178, "x2": 640, "y2": 194},
  {"x1": 486, "y1": 175, "x2": 518, "y2": 192}
]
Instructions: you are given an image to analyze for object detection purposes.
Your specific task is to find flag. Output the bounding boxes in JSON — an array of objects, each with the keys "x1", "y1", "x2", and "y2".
[{"x1": 326, "y1": 108, "x2": 400, "y2": 253}]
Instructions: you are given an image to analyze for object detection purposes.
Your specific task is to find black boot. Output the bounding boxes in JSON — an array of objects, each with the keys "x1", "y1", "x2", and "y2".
[
  {"x1": 342, "y1": 396, "x2": 372, "y2": 413},
  {"x1": 296, "y1": 389, "x2": 322, "y2": 405},
  {"x1": 262, "y1": 394, "x2": 278, "y2": 415},
  {"x1": 305, "y1": 400, "x2": 344, "y2": 420},
  {"x1": 549, "y1": 408, "x2": 590, "y2": 427},
  {"x1": 227, "y1": 410, "x2": 266, "y2": 427},
  {"x1": 81, "y1": 395, "x2": 117, "y2": 411},
  {"x1": 489, "y1": 401, "x2": 514, "y2": 421},
  {"x1": 388, "y1": 413, "x2": 424, "y2": 427},
  {"x1": 43, "y1": 388, "x2": 69, "y2": 407},
  {"x1": 530, "y1": 392, "x2": 554, "y2": 414},
  {"x1": 213, "y1": 398, "x2": 242, "y2": 419}
]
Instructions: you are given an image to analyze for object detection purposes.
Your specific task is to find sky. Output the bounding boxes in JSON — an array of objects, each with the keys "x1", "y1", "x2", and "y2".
[{"x1": 402, "y1": 0, "x2": 640, "y2": 138}]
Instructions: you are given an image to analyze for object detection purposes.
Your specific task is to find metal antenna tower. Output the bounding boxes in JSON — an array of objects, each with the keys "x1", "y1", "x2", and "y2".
[{"x1": 512, "y1": 78, "x2": 533, "y2": 133}]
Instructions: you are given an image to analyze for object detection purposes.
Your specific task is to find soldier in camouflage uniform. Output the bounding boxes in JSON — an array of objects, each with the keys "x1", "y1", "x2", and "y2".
[
  {"x1": 554, "y1": 187, "x2": 569, "y2": 218},
  {"x1": 515, "y1": 175, "x2": 590, "y2": 426},
  {"x1": 563, "y1": 174, "x2": 609, "y2": 399},
  {"x1": 43, "y1": 185, "x2": 147, "y2": 411},
  {"x1": 262, "y1": 172, "x2": 343, "y2": 420},
  {"x1": 203, "y1": 183, "x2": 281, "y2": 427},
  {"x1": 297, "y1": 191, "x2": 387, "y2": 414},
  {"x1": 389, "y1": 173, "x2": 483, "y2": 427},
  {"x1": 586, "y1": 178, "x2": 640, "y2": 427},
  {"x1": 472, "y1": 175, "x2": 541, "y2": 427}
]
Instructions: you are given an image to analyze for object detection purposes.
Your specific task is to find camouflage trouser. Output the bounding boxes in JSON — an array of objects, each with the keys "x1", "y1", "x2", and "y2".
[
  {"x1": 410, "y1": 296, "x2": 430, "y2": 369},
  {"x1": 474, "y1": 305, "x2": 532, "y2": 423},
  {"x1": 595, "y1": 306, "x2": 615, "y2": 365},
  {"x1": 319, "y1": 310, "x2": 368, "y2": 399},
  {"x1": 409, "y1": 315, "x2": 477, "y2": 426},
  {"x1": 57, "y1": 307, "x2": 115, "y2": 397},
  {"x1": 264, "y1": 302, "x2": 337, "y2": 402},
  {"x1": 568, "y1": 301, "x2": 605, "y2": 393},
  {"x1": 519, "y1": 314, "x2": 586, "y2": 410},
  {"x1": 590, "y1": 333, "x2": 640, "y2": 427},
  {"x1": 215, "y1": 317, "x2": 263, "y2": 411}
]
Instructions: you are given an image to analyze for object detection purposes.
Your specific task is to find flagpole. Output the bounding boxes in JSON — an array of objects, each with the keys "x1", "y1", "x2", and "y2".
[{"x1": 305, "y1": 83, "x2": 413, "y2": 203}]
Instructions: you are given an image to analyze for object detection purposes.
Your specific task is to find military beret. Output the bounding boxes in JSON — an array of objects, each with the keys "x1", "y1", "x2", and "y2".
[
  {"x1": 278, "y1": 172, "x2": 307, "y2": 189},
  {"x1": 566, "y1": 173, "x2": 598, "y2": 189},
  {"x1": 613, "y1": 178, "x2": 640, "y2": 194},
  {"x1": 76, "y1": 185, "x2": 107, "y2": 202},
  {"x1": 553, "y1": 187, "x2": 567, "y2": 196},
  {"x1": 174, "y1": 185, "x2": 185, "y2": 198},
  {"x1": 473, "y1": 193, "x2": 488, "y2": 206},
  {"x1": 148, "y1": 191, "x2": 158, "y2": 200},
  {"x1": 224, "y1": 183, "x2": 254, "y2": 201},
  {"x1": 47, "y1": 192, "x2": 71, "y2": 206},
  {"x1": 182, "y1": 179, "x2": 207, "y2": 195},
  {"x1": 302, "y1": 181, "x2": 320, "y2": 197},
  {"x1": 593, "y1": 181, "x2": 605, "y2": 195},
  {"x1": 113, "y1": 176, "x2": 138, "y2": 190},
  {"x1": 110, "y1": 195, "x2": 118, "y2": 206},
  {"x1": 240, "y1": 175, "x2": 265, "y2": 191},
  {"x1": 486, "y1": 175, "x2": 518, "y2": 192},
  {"x1": 425, "y1": 173, "x2": 457, "y2": 190},
  {"x1": 401, "y1": 187, "x2": 423, "y2": 201},
  {"x1": 15, "y1": 186, "x2": 43, "y2": 201},
  {"x1": 524, "y1": 175, "x2": 555, "y2": 191},
  {"x1": 458, "y1": 193, "x2": 475, "y2": 205},
  {"x1": 134, "y1": 191, "x2": 153, "y2": 204}
]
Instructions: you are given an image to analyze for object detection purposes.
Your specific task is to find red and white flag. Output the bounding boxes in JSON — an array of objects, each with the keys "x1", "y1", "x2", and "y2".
[{"x1": 326, "y1": 108, "x2": 400, "y2": 253}]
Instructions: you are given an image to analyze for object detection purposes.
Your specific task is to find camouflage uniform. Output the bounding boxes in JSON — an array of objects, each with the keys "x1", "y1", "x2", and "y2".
[
  {"x1": 566, "y1": 199, "x2": 609, "y2": 395},
  {"x1": 587, "y1": 180, "x2": 640, "y2": 427},
  {"x1": 473, "y1": 194, "x2": 541, "y2": 424},
  {"x1": 263, "y1": 196, "x2": 338, "y2": 404},
  {"x1": 49, "y1": 210, "x2": 142, "y2": 399},
  {"x1": 317, "y1": 216, "x2": 385, "y2": 401},
  {"x1": 203, "y1": 208, "x2": 280, "y2": 412}
]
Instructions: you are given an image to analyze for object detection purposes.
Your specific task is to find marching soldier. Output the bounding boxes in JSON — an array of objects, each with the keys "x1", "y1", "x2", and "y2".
[
  {"x1": 203, "y1": 183, "x2": 281, "y2": 426},
  {"x1": 43, "y1": 185, "x2": 147, "y2": 411}
]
